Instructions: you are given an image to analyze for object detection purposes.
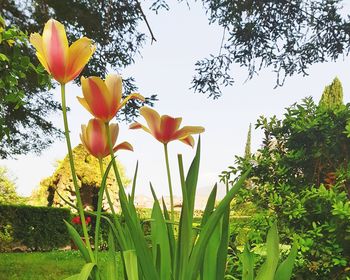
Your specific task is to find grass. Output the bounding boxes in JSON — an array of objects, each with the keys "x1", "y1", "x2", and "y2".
[{"x1": 0, "y1": 250, "x2": 121, "y2": 280}]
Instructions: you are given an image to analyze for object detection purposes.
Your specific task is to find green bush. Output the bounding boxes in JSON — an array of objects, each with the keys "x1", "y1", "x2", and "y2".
[
  {"x1": 0, "y1": 204, "x2": 71, "y2": 251},
  {"x1": 222, "y1": 92, "x2": 350, "y2": 279}
]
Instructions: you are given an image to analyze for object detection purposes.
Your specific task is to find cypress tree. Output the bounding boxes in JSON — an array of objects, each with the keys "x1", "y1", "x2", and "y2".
[
  {"x1": 319, "y1": 77, "x2": 344, "y2": 109},
  {"x1": 244, "y1": 124, "x2": 252, "y2": 159}
]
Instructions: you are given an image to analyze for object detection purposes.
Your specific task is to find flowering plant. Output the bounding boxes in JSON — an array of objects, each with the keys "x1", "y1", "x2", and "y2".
[
  {"x1": 29, "y1": 19, "x2": 298, "y2": 280},
  {"x1": 71, "y1": 216, "x2": 91, "y2": 237}
]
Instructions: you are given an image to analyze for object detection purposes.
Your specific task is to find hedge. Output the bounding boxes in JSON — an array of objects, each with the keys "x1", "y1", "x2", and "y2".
[
  {"x1": 0, "y1": 204, "x2": 152, "y2": 252},
  {"x1": 0, "y1": 204, "x2": 71, "y2": 251}
]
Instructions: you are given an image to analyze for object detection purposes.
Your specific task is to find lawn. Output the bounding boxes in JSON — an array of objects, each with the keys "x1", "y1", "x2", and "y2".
[{"x1": 0, "y1": 251, "x2": 117, "y2": 280}]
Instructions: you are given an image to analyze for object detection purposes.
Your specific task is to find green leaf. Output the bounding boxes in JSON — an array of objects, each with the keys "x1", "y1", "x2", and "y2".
[
  {"x1": 274, "y1": 239, "x2": 298, "y2": 280},
  {"x1": 240, "y1": 244, "x2": 255, "y2": 280},
  {"x1": 150, "y1": 184, "x2": 171, "y2": 279},
  {"x1": 186, "y1": 168, "x2": 251, "y2": 280},
  {"x1": 0, "y1": 53, "x2": 9, "y2": 61},
  {"x1": 118, "y1": 184, "x2": 159, "y2": 280},
  {"x1": 64, "y1": 220, "x2": 91, "y2": 263},
  {"x1": 175, "y1": 154, "x2": 193, "y2": 280},
  {"x1": 77, "y1": 262, "x2": 96, "y2": 280},
  {"x1": 104, "y1": 230, "x2": 118, "y2": 280},
  {"x1": 216, "y1": 194, "x2": 231, "y2": 280},
  {"x1": 256, "y1": 223, "x2": 280, "y2": 280},
  {"x1": 130, "y1": 161, "x2": 139, "y2": 204},
  {"x1": 124, "y1": 249, "x2": 139, "y2": 280}
]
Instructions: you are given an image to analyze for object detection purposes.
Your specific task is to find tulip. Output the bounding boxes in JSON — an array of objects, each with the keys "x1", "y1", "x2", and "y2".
[
  {"x1": 30, "y1": 19, "x2": 95, "y2": 84},
  {"x1": 78, "y1": 74, "x2": 144, "y2": 122},
  {"x1": 130, "y1": 106, "x2": 204, "y2": 220},
  {"x1": 129, "y1": 106, "x2": 205, "y2": 147},
  {"x1": 80, "y1": 118, "x2": 133, "y2": 160}
]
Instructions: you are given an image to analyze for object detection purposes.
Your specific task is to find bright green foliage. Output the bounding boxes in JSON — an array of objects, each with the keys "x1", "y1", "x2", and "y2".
[
  {"x1": 222, "y1": 96, "x2": 350, "y2": 279},
  {"x1": 65, "y1": 138, "x2": 259, "y2": 280},
  {"x1": 319, "y1": 77, "x2": 344, "y2": 110},
  {"x1": 31, "y1": 144, "x2": 130, "y2": 210},
  {"x1": 0, "y1": 204, "x2": 71, "y2": 251},
  {"x1": 0, "y1": 15, "x2": 60, "y2": 159},
  {"x1": 0, "y1": 166, "x2": 23, "y2": 204},
  {"x1": 244, "y1": 124, "x2": 252, "y2": 159},
  {"x1": 241, "y1": 224, "x2": 298, "y2": 280}
]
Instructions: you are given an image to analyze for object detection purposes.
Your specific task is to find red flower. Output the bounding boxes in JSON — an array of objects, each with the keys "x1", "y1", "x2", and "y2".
[
  {"x1": 71, "y1": 216, "x2": 81, "y2": 225},
  {"x1": 86, "y1": 216, "x2": 91, "y2": 225}
]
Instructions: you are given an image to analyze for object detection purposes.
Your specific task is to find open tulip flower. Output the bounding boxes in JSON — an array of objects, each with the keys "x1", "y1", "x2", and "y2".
[
  {"x1": 78, "y1": 74, "x2": 145, "y2": 122},
  {"x1": 130, "y1": 106, "x2": 205, "y2": 147},
  {"x1": 30, "y1": 19, "x2": 95, "y2": 84},
  {"x1": 80, "y1": 118, "x2": 133, "y2": 159}
]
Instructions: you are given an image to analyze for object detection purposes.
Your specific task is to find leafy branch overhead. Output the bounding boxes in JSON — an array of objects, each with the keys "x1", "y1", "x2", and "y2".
[{"x1": 153, "y1": 0, "x2": 350, "y2": 98}]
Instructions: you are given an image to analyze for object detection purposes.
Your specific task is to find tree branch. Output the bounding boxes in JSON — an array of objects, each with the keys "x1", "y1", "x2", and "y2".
[{"x1": 136, "y1": 1, "x2": 157, "y2": 44}]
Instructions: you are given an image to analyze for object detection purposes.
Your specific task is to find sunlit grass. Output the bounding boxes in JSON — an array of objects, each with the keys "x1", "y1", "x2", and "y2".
[{"x1": 0, "y1": 250, "x2": 120, "y2": 280}]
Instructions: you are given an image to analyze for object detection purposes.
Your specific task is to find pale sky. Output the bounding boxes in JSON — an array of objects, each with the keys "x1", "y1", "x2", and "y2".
[{"x1": 2, "y1": 2, "x2": 350, "y2": 199}]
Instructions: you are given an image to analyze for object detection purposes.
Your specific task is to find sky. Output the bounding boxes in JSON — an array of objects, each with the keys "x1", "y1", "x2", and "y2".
[{"x1": 2, "y1": 1, "x2": 350, "y2": 199}]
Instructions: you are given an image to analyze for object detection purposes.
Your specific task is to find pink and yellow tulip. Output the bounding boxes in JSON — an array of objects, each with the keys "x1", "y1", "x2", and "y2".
[
  {"x1": 78, "y1": 74, "x2": 144, "y2": 122},
  {"x1": 30, "y1": 19, "x2": 95, "y2": 84},
  {"x1": 129, "y1": 106, "x2": 205, "y2": 147},
  {"x1": 80, "y1": 118, "x2": 133, "y2": 159}
]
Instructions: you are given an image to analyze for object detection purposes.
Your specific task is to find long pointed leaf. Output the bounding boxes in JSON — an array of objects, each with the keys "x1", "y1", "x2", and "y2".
[
  {"x1": 186, "y1": 168, "x2": 251, "y2": 280},
  {"x1": 241, "y1": 244, "x2": 255, "y2": 280},
  {"x1": 274, "y1": 239, "x2": 298, "y2": 280},
  {"x1": 150, "y1": 184, "x2": 171, "y2": 279},
  {"x1": 256, "y1": 223, "x2": 280, "y2": 280},
  {"x1": 64, "y1": 220, "x2": 90, "y2": 262},
  {"x1": 124, "y1": 249, "x2": 139, "y2": 280}
]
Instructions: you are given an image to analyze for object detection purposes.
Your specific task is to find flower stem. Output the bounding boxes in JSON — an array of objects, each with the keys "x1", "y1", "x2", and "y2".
[
  {"x1": 164, "y1": 143, "x2": 174, "y2": 221},
  {"x1": 60, "y1": 84, "x2": 94, "y2": 261},
  {"x1": 104, "y1": 122, "x2": 124, "y2": 189}
]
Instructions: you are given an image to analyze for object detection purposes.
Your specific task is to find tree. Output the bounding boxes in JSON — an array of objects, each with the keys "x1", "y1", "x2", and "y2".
[
  {"x1": 1, "y1": 0, "x2": 157, "y2": 119},
  {"x1": 0, "y1": 167, "x2": 23, "y2": 204},
  {"x1": 0, "y1": 2, "x2": 157, "y2": 158},
  {"x1": 221, "y1": 90, "x2": 350, "y2": 278},
  {"x1": 319, "y1": 77, "x2": 344, "y2": 109},
  {"x1": 31, "y1": 144, "x2": 130, "y2": 211},
  {"x1": 152, "y1": 0, "x2": 350, "y2": 98},
  {"x1": 244, "y1": 123, "x2": 252, "y2": 159},
  {"x1": 0, "y1": 15, "x2": 61, "y2": 159}
]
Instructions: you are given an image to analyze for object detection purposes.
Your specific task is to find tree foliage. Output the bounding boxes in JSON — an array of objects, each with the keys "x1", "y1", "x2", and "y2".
[
  {"x1": 152, "y1": 0, "x2": 350, "y2": 98},
  {"x1": 0, "y1": 166, "x2": 23, "y2": 204},
  {"x1": 319, "y1": 76, "x2": 344, "y2": 110},
  {"x1": 221, "y1": 82, "x2": 350, "y2": 278},
  {"x1": 0, "y1": 15, "x2": 61, "y2": 159},
  {"x1": 31, "y1": 144, "x2": 130, "y2": 211},
  {"x1": 1, "y1": 0, "x2": 157, "y2": 118}
]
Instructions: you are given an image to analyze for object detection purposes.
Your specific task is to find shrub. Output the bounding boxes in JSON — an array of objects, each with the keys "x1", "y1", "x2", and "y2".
[
  {"x1": 222, "y1": 94, "x2": 350, "y2": 279},
  {"x1": 0, "y1": 204, "x2": 71, "y2": 251}
]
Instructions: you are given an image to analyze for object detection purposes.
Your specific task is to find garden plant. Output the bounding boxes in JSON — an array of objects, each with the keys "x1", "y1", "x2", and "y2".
[{"x1": 28, "y1": 19, "x2": 298, "y2": 280}]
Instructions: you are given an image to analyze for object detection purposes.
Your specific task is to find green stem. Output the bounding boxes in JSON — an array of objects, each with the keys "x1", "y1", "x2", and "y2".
[
  {"x1": 99, "y1": 159, "x2": 127, "y2": 250},
  {"x1": 164, "y1": 143, "x2": 174, "y2": 221},
  {"x1": 105, "y1": 122, "x2": 124, "y2": 189},
  {"x1": 60, "y1": 84, "x2": 94, "y2": 262}
]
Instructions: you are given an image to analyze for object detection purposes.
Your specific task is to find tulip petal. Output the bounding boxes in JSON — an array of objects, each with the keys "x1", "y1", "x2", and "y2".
[
  {"x1": 66, "y1": 37, "x2": 95, "y2": 82},
  {"x1": 77, "y1": 97, "x2": 94, "y2": 116},
  {"x1": 113, "y1": 141, "x2": 134, "y2": 152},
  {"x1": 86, "y1": 119, "x2": 107, "y2": 158},
  {"x1": 179, "y1": 135, "x2": 195, "y2": 147},
  {"x1": 105, "y1": 74, "x2": 123, "y2": 107},
  {"x1": 109, "y1": 123, "x2": 119, "y2": 147},
  {"x1": 30, "y1": 33, "x2": 51, "y2": 73},
  {"x1": 140, "y1": 107, "x2": 161, "y2": 137},
  {"x1": 129, "y1": 122, "x2": 151, "y2": 134},
  {"x1": 42, "y1": 19, "x2": 69, "y2": 83},
  {"x1": 81, "y1": 76, "x2": 112, "y2": 121},
  {"x1": 119, "y1": 93, "x2": 145, "y2": 110},
  {"x1": 173, "y1": 126, "x2": 205, "y2": 140},
  {"x1": 159, "y1": 115, "x2": 182, "y2": 143}
]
